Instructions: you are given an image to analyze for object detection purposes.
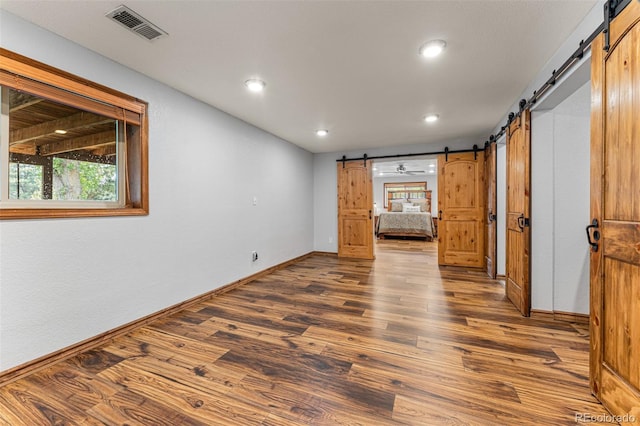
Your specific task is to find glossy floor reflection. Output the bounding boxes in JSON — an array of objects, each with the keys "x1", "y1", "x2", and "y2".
[{"x1": 0, "y1": 239, "x2": 608, "y2": 425}]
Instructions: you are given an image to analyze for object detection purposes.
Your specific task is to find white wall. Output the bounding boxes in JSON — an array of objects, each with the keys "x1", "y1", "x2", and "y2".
[
  {"x1": 551, "y1": 82, "x2": 591, "y2": 314},
  {"x1": 313, "y1": 139, "x2": 474, "y2": 252},
  {"x1": 490, "y1": 2, "x2": 601, "y2": 314},
  {"x1": 372, "y1": 174, "x2": 437, "y2": 215},
  {"x1": 531, "y1": 81, "x2": 591, "y2": 315},
  {"x1": 0, "y1": 11, "x2": 314, "y2": 371},
  {"x1": 531, "y1": 110, "x2": 555, "y2": 311}
]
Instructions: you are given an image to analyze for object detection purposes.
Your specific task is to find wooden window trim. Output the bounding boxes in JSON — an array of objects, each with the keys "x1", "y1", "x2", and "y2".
[
  {"x1": 0, "y1": 49, "x2": 149, "y2": 219},
  {"x1": 383, "y1": 181, "x2": 428, "y2": 207}
]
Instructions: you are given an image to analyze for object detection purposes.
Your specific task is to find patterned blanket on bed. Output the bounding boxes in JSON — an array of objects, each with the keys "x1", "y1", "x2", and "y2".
[{"x1": 376, "y1": 212, "x2": 433, "y2": 237}]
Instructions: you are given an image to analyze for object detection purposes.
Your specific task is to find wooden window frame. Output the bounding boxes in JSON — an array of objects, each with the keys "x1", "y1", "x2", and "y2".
[
  {"x1": 0, "y1": 48, "x2": 148, "y2": 219},
  {"x1": 383, "y1": 181, "x2": 427, "y2": 207}
]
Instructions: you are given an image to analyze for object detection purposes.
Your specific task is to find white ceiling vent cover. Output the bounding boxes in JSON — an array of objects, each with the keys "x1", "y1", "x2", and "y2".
[{"x1": 106, "y1": 5, "x2": 168, "y2": 41}]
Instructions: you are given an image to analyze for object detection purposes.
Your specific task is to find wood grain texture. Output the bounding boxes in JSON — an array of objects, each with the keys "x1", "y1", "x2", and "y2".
[
  {"x1": 590, "y1": 1, "x2": 640, "y2": 420},
  {"x1": 590, "y1": 30, "x2": 605, "y2": 400},
  {"x1": 505, "y1": 109, "x2": 532, "y2": 317},
  {"x1": 337, "y1": 160, "x2": 374, "y2": 259},
  {"x1": 484, "y1": 143, "x2": 497, "y2": 278},
  {"x1": 0, "y1": 252, "x2": 315, "y2": 387},
  {"x1": 438, "y1": 152, "x2": 485, "y2": 268},
  {"x1": 0, "y1": 240, "x2": 609, "y2": 425}
]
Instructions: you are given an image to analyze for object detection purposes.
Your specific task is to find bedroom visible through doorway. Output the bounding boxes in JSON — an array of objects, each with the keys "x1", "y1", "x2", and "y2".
[{"x1": 372, "y1": 157, "x2": 438, "y2": 254}]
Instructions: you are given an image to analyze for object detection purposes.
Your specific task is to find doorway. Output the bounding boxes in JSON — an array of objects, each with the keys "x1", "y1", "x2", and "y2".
[{"x1": 372, "y1": 157, "x2": 438, "y2": 254}]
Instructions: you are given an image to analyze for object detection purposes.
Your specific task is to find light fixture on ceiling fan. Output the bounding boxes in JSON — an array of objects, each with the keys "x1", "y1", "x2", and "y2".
[{"x1": 396, "y1": 164, "x2": 425, "y2": 175}]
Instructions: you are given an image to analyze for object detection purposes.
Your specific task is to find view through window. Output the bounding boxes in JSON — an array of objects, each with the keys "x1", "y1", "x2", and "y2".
[
  {"x1": 1, "y1": 48, "x2": 148, "y2": 219},
  {"x1": 4, "y1": 87, "x2": 121, "y2": 204}
]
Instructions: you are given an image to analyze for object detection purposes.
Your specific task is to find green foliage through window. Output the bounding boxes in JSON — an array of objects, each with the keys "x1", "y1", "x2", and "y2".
[
  {"x1": 9, "y1": 163, "x2": 43, "y2": 200},
  {"x1": 52, "y1": 158, "x2": 116, "y2": 201}
]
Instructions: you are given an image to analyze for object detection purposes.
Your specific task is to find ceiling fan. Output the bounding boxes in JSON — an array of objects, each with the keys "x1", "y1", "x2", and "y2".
[{"x1": 396, "y1": 164, "x2": 425, "y2": 175}]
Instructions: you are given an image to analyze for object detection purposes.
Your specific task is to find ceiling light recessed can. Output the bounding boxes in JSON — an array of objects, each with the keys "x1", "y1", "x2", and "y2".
[
  {"x1": 316, "y1": 129, "x2": 329, "y2": 137},
  {"x1": 419, "y1": 39, "x2": 446, "y2": 58},
  {"x1": 245, "y1": 79, "x2": 266, "y2": 92},
  {"x1": 424, "y1": 114, "x2": 439, "y2": 123},
  {"x1": 54, "y1": 129, "x2": 68, "y2": 134}
]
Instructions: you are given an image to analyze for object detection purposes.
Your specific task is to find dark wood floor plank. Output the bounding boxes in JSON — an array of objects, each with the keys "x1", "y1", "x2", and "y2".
[
  {"x1": 0, "y1": 239, "x2": 609, "y2": 425},
  {"x1": 86, "y1": 389, "x2": 208, "y2": 426},
  {"x1": 97, "y1": 362, "x2": 268, "y2": 425}
]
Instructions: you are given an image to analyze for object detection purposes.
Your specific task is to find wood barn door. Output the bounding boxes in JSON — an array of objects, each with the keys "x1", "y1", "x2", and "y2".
[
  {"x1": 484, "y1": 143, "x2": 497, "y2": 278},
  {"x1": 337, "y1": 160, "x2": 374, "y2": 259},
  {"x1": 438, "y1": 151, "x2": 485, "y2": 268},
  {"x1": 506, "y1": 110, "x2": 531, "y2": 316},
  {"x1": 589, "y1": 1, "x2": 640, "y2": 419}
]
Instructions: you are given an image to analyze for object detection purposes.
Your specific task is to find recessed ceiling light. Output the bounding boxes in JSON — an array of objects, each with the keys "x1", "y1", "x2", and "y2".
[
  {"x1": 424, "y1": 114, "x2": 439, "y2": 123},
  {"x1": 245, "y1": 79, "x2": 266, "y2": 92},
  {"x1": 54, "y1": 129, "x2": 67, "y2": 134},
  {"x1": 316, "y1": 129, "x2": 329, "y2": 137},
  {"x1": 419, "y1": 40, "x2": 446, "y2": 58}
]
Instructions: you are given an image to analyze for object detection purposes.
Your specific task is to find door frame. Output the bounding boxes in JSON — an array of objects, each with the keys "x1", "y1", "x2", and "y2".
[
  {"x1": 505, "y1": 109, "x2": 532, "y2": 316},
  {"x1": 589, "y1": 1, "x2": 640, "y2": 417},
  {"x1": 337, "y1": 159, "x2": 375, "y2": 260},
  {"x1": 484, "y1": 142, "x2": 497, "y2": 279}
]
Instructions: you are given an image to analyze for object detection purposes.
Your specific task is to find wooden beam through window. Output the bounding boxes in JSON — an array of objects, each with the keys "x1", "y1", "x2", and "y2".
[
  {"x1": 38, "y1": 131, "x2": 115, "y2": 156},
  {"x1": 10, "y1": 112, "x2": 113, "y2": 146},
  {"x1": 10, "y1": 97, "x2": 44, "y2": 113}
]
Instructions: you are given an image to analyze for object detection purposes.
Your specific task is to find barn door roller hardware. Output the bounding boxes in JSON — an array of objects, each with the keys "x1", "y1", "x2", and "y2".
[
  {"x1": 336, "y1": 145, "x2": 494, "y2": 164},
  {"x1": 480, "y1": 0, "x2": 632, "y2": 147},
  {"x1": 336, "y1": 0, "x2": 632, "y2": 167},
  {"x1": 363, "y1": 154, "x2": 368, "y2": 167},
  {"x1": 473, "y1": 144, "x2": 478, "y2": 160},
  {"x1": 604, "y1": 0, "x2": 632, "y2": 51}
]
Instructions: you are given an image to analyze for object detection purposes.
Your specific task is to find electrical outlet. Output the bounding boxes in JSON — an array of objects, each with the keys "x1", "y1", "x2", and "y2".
[{"x1": 252, "y1": 251, "x2": 258, "y2": 262}]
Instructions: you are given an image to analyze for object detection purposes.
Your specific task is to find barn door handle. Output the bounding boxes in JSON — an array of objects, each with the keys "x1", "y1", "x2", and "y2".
[
  {"x1": 438, "y1": 210, "x2": 443, "y2": 221},
  {"x1": 586, "y1": 219, "x2": 600, "y2": 252},
  {"x1": 488, "y1": 211, "x2": 497, "y2": 223},
  {"x1": 517, "y1": 214, "x2": 530, "y2": 230},
  {"x1": 369, "y1": 210, "x2": 372, "y2": 220}
]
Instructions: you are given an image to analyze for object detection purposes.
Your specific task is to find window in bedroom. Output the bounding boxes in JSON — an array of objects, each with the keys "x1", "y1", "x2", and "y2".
[
  {"x1": 383, "y1": 181, "x2": 427, "y2": 207},
  {"x1": 0, "y1": 48, "x2": 148, "y2": 219}
]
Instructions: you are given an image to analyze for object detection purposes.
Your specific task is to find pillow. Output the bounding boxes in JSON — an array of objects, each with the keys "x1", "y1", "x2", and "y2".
[
  {"x1": 403, "y1": 205, "x2": 421, "y2": 213},
  {"x1": 412, "y1": 200, "x2": 427, "y2": 212},
  {"x1": 391, "y1": 201, "x2": 404, "y2": 212}
]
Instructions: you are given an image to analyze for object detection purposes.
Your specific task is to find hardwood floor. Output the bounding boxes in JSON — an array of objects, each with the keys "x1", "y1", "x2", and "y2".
[{"x1": 0, "y1": 240, "x2": 610, "y2": 425}]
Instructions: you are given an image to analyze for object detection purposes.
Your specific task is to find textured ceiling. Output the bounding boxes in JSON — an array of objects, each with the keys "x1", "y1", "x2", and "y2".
[{"x1": 0, "y1": 1, "x2": 597, "y2": 153}]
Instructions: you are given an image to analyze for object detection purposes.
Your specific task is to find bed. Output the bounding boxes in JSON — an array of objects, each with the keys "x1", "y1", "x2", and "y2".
[{"x1": 376, "y1": 198, "x2": 435, "y2": 241}]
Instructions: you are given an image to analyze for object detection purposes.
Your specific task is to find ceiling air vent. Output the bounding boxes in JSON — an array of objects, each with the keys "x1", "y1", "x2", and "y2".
[{"x1": 106, "y1": 5, "x2": 168, "y2": 41}]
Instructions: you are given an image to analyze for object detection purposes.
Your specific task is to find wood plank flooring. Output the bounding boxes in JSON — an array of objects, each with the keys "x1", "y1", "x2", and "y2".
[{"x1": 0, "y1": 239, "x2": 611, "y2": 425}]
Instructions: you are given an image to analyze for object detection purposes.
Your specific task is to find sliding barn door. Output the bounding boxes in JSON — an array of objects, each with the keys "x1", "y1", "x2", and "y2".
[
  {"x1": 589, "y1": 1, "x2": 640, "y2": 419},
  {"x1": 337, "y1": 160, "x2": 374, "y2": 259},
  {"x1": 484, "y1": 143, "x2": 497, "y2": 278},
  {"x1": 438, "y1": 151, "x2": 485, "y2": 268},
  {"x1": 506, "y1": 110, "x2": 531, "y2": 316}
]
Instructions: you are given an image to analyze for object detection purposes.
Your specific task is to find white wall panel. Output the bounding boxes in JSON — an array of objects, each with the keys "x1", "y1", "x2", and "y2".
[{"x1": 0, "y1": 11, "x2": 313, "y2": 371}]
